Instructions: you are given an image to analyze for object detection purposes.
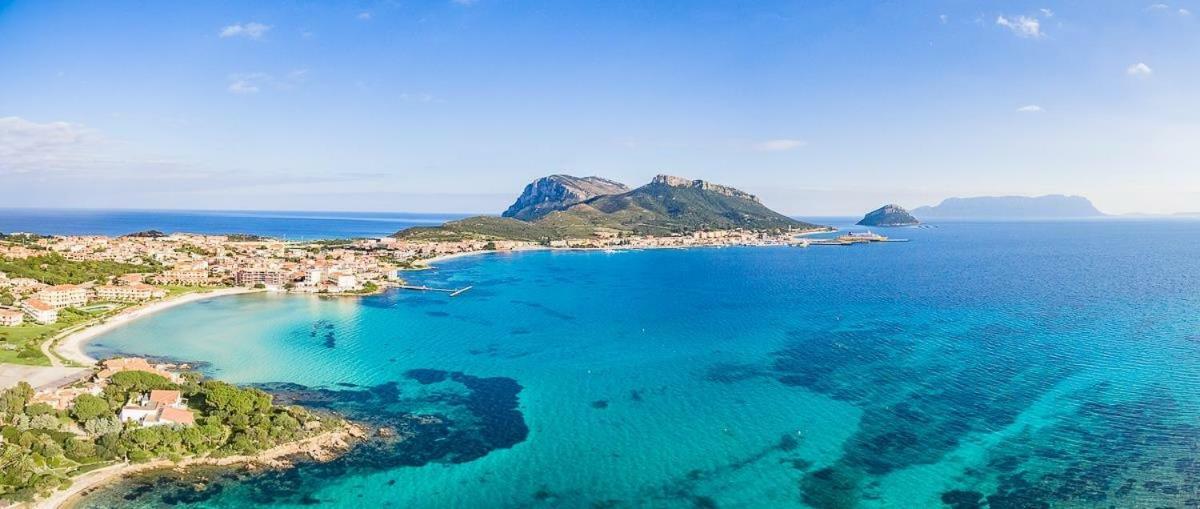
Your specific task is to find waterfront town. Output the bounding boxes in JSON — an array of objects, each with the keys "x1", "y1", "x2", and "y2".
[
  {"x1": 0, "y1": 226, "x2": 838, "y2": 505},
  {"x1": 0, "y1": 228, "x2": 834, "y2": 326}
]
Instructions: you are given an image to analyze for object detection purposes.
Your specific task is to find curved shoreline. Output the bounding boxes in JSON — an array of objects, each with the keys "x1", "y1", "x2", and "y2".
[
  {"x1": 39, "y1": 423, "x2": 364, "y2": 509},
  {"x1": 51, "y1": 287, "x2": 259, "y2": 366}
]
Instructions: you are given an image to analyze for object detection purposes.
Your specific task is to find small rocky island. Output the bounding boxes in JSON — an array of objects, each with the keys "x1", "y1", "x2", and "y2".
[{"x1": 857, "y1": 204, "x2": 919, "y2": 227}]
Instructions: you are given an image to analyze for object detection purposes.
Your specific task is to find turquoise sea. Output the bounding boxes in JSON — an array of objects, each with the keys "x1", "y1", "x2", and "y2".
[{"x1": 81, "y1": 220, "x2": 1200, "y2": 508}]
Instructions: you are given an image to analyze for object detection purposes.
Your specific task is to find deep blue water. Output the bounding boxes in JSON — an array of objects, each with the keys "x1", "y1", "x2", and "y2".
[
  {"x1": 0, "y1": 209, "x2": 470, "y2": 239},
  {"x1": 80, "y1": 219, "x2": 1200, "y2": 508}
]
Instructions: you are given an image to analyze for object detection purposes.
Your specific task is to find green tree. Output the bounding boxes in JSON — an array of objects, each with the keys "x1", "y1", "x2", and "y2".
[
  {"x1": 0, "y1": 382, "x2": 33, "y2": 417},
  {"x1": 71, "y1": 394, "x2": 111, "y2": 423}
]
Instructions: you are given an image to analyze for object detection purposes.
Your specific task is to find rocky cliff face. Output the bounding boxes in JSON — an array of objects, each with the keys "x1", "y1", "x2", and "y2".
[
  {"x1": 502, "y1": 175, "x2": 630, "y2": 221},
  {"x1": 856, "y1": 204, "x2": 919, "y2": 226},
  {"x1": 649, "y1": 175, "x2": 760, "y2": 203}
]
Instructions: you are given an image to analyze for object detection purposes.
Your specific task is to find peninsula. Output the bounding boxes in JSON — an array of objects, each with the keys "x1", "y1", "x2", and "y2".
[{"x1": 0, "y1": 358, "x2": 358, "y2": 505}]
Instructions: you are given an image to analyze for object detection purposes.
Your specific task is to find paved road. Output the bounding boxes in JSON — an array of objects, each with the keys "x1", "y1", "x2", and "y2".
[{"x1": 0, "y1": 364, "x2": 88, "y2": 390}]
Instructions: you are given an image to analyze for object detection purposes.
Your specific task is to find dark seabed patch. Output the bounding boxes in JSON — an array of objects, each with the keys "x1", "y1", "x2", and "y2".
[
  {"x1": 425, "y1": 310, "x2": 451, "y2": 318},
  {"x1": 83, "y1": 369, "x2": 527, "y2": 507},
  {"x1": 940, "y1": 383, "x2": 1200, "y2": 508},
  {"x1": 591, "y1": 400, "x2": 609, "y2": 409},
  {"x1": 758, "y1": 320, "x2": 1080, "y2": 505}
]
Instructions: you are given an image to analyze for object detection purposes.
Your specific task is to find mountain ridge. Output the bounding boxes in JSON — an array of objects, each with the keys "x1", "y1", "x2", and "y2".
[
  {"x1": 912, "y1": 195, "x2": 1104, "y2": 219},
  {"x1": 396, "y1": 174, "x2": 820, "y2": 240},
  {"x1": 502, "y1": 175, "x2": 630, "y2": 221}
]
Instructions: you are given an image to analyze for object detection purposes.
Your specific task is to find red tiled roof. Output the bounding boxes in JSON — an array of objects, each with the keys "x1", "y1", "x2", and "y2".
[
  {"x1": 23, "y1": 298, "x2": 54, "y2": 311},
  {"x1": 159, "y1": 407, "x2": 195, "y2": 425},
  {"x1": 148, "y1": 390, "x2": 182, "y2": 406}
]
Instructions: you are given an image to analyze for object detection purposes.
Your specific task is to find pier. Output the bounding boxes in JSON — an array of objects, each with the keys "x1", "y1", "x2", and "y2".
[{"x1": 398, "y1": 284, "x2": 474, "y2": 297}]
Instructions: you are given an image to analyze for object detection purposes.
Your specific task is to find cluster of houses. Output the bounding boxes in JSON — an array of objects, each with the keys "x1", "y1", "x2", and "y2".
[
  {"x1": 32, "y1": 357, "x2": 196, "y2": 427},
  {"x1": 0, "y1": 276, "x2": 166, "y2": 326},
  {"x1": 3, "y1": 233, "x2": 407, "y2": 296}
]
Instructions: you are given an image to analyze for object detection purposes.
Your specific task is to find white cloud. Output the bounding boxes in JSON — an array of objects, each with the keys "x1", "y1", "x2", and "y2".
[
  {"x1": 227, "y1": 73, "x2": 265, "y2": 94},
  {"x1": 219, "y1": 22, "x2": 271, "y2": 39},
  {"x1": 227, "y1": 70, "x2": 309, "y2": 94},
  {"x1": 452, "y1": 0, "x2": 478, "y2": 5},
  {"x1": 1181, "y1": 8, "x2": 1192, "y2": 15},
  {"x1": 1016, "y1": 105, "x2": 1044, "y2": 113},
  {"x1": 1126, "y1": 62, "x2": 1153, "y2": 76},
  {"x1": 752, "y1": 139, "x2": 806, "y2": 152},
  {"x1": 1040, "y1": 8, "x2": 1054, "y2": 17},
  {"x1": 357, "y1": 11, "x2": 372, "y2": 20},
  {"x1": 1148, "y1": 3, "x2": 1170, "y2": 9},
  {"x1": 939, "y1": 14, "x2": 948, "y2": 24},
  {"x1": 996, "y1": 15, "x2": 1043, "y2": 38},
  {"x1": 0, "y1": 117, "x2": 187, "y2": 178}
]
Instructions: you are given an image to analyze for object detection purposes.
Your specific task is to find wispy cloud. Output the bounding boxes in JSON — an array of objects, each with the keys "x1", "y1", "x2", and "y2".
[
  {"x1": 1146, "y1": 4, "x2": 1191, "y2": 15},
  {"x1": 1127, "y1": 62, "x2": 1153, "y2": 76},
  {"x1": 357, "y1": 11, "x2": 372, "y2": 20},
  {"x1": 996, "y1": 15, "x2": 1043, "y2": 38},
  {"x1": 451, "y1": 0, "x2": 478, "y2": 5},
  {"x1": 752, "y1": 139, "x2": 806, "y2": 152},
  {"x1": 1040, "y1": 8, "x2": 1054, "y2": 17},
  {"x1": 227, "y1": 70, "x2": 310, "y2": 95},
  {"x1": 219, "y1": 22, "x2": 271, "y2": 39},
  {"x1": 939, "y1": 14, "x2": 949, "y2": 24},
  {"x1": 1016, "y1": 105, "x2": 1044, "y2": 113},
  {"x1": 227, "y1": 73, "x2": 266, "y2": 94},
  {"x1": 0, "y1": 116, "x2": 188, "y2": 178}
]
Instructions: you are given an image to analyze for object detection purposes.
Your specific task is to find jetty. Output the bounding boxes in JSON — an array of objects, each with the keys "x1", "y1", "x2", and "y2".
[
  {"x1": 809, "y1": 231, "x2": 908, "y2": 246},
  {"x1": 397, "y1": 285, "x2": 474, "y2": 297}
]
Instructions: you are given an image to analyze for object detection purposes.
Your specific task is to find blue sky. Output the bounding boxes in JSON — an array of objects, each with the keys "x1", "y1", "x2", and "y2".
[{"x1": 1, "y1": 1, "x2": 1197, "y2": 215}]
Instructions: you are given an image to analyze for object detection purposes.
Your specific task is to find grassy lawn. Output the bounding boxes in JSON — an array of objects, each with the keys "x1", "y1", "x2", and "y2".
[
  {"x1": 159, "y1": 284, "x2": 229, "y2": 297},
  {"x1": 0, "y1": 308, "x2": 97, "y2": 365}
]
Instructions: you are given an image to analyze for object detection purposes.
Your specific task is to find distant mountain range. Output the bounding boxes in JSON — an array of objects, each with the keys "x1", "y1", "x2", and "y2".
[
  {"x1": 912, "y1": 195, "x2": 1104, "y2": 219},
  {"x1": 396, "y1": 174, "x2": 820, "y2": 241}
]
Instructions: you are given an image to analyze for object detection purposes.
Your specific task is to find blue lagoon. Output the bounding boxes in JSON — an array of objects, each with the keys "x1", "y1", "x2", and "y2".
[{"x1": 79, "y1": 220, "x2": 1200, "y2": 508}]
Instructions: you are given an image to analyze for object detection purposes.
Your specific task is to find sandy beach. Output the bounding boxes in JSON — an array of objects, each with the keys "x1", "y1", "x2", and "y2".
[
  {"x1": 36, "y1": 423, "x2": 364, "y2": 509},
  {"x1": 51, "y1": 287, "x2": 258, "y2": 366},
  {"x1": 408, "y1": 246, "x2": 543, "y2": 269}
]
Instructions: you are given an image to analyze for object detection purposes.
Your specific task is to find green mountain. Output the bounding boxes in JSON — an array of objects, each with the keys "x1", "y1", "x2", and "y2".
[
  {"x1": 395, "y1": 174, "x2": 821, "y2": 241},
  {"x1": 856, "y1": 204, "x2": 919, "y2": 227}
]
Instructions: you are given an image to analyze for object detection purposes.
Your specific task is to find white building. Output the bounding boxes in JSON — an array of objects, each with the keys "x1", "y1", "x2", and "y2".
[
  {"x1": 119, "y1": 390, "x2": 195, "y2": 427},
  {"x1": 335, "y1": 275, "x2": 358, "y2": 291},
  {"x1": 0, "y1": 309, "x2": 23, "y2": 327},
  {"x1": 35, "y1": 284, "x2": 88, "y2": 309},
  {"x1": 21, "y1": 299, "x2": 58, "y2": 324}
]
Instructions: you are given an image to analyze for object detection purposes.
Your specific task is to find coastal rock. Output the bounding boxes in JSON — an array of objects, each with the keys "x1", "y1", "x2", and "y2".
[
  {"x1": 502, "y1": 174, "x2": 630, "y2": 221},
  {"x1": 856, "y1": 204, "x2": 919, "y2": 227}
]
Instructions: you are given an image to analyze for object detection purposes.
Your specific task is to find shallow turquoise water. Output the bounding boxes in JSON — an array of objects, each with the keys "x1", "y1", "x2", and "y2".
[{"x1": 83, "y1": 220, "x2": 1200, "y2": 508}]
